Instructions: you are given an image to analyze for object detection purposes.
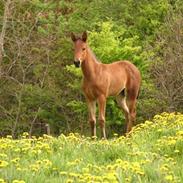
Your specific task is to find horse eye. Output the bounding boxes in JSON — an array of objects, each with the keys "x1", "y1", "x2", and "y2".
[{"x1": 82, "y1": 48, "x2": 86, "y2": 51}]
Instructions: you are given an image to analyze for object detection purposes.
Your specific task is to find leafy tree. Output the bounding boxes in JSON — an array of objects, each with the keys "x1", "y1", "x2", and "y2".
[{"x1": 0, "y1": 0, "x2": 181, "y2": 137}]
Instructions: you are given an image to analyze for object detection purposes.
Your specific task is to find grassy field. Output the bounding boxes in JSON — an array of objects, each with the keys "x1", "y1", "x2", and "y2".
[{"x1": 0, "y1": 112, "x2": 183, "y2": 183}]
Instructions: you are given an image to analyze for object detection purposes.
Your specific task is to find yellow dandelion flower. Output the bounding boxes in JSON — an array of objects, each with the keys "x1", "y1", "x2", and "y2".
[
  {"x1": 137, "y1": 171, "x2": 145, "y2": 176},
  {"x1": 43, "y1": 159, "x2": 52, "y2": 166},
  {"x1": 60, "y1": 171, "x2": 67, "y2": 176},
  {"x1": 125, "y1": 177, "x2": 131, "y2": 182},
  {"x1": 113, "y1": 133, "x2": 118, "y2": 137},
  {"x1": 91, "y1": 136, "x2": 97, "y2": 140},
  {"x1": 43, "y1": 134, "x2": 53, "y2": 139},
  {"x1": 75, "y1": 158, "x2": 81, "y2": 163},
  {"x1": 106, "y1": 172, "x2": 117, "y2": 181},
  {"x1": 0, "y1": 160, "x2": 9, "y2": 168},
  {"x1": 12, "y1": 180, "x2": 26, "y2": 183},
  {"x1": 16, "y1": 167, "x2": 22, "y2": 171},
  {"x1": 168, "y1": 140, "x2": 176, "y2": 145},
  {"x1": 176, "y1": 130, "x2": 183, "y2": 136},
  {"x1": 165, "y1": 175, "x2": 173, "y2": 181},
  {"x1": 0, "y1": 178, "x2": 6, "y2": 183},
  {"x1": 116, "y1": 159, "x2": 122, "y2": 164},
  {"x1": 69, "y1": 172, "x2": 78, "y2": 177},
  {"x1": 6, "y1": 135, "x2": 12, "y2": 139},
  {"x1": 0, "y1": 153, "x2": 7, "y2": 158},
  {"x1": 87, "y1": 164, "x2": 92, "y2": 169},
  {"x1": 52, "y1": 167, "x2": 58, "y2": 171},
  {"x1": 14, "y1": 148, "x2": 20, "y2": 153},
  {"x1": 106, "y1": 165, "x2": 113, "y2": 171},
  {"x1": 174, "y1": 149, "x2": 180, "y2": 153},
  {"x1": 82, "y1": 167, "x2": 90, "y2": 173},
  {"x1": 11, "y1": 158, "x2": 20, "y2": 164},
  {"x1": 160, "y1": 166, "x2": 169, "y2": 172}
]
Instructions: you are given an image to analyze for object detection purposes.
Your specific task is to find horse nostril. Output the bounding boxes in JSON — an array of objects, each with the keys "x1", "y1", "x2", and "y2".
[{"x1": 74, "y1": 61, "x2": 80, "y2": 68}]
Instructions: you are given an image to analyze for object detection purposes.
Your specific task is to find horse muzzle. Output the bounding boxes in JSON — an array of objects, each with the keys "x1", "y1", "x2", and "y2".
[{"x1": 74, "y1": 60, "x2": 81, "y2": 68}]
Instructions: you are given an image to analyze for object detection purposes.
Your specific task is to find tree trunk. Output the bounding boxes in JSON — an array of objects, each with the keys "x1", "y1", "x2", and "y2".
[{"x1": 0, "y1": 0, "x2": 11, "y2": 73}]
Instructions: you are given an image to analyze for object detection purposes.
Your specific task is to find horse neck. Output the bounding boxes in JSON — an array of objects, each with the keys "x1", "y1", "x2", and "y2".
[{"x1": 81, "y1": 47, "x2": 99, "y2": 80}]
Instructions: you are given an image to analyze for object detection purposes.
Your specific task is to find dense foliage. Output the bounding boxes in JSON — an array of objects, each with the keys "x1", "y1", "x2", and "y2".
[
  {"x1": 0, "y1": 113, "x2": 183, "y2": 182},
  {"x1": 0, "y1": 0, "x2": 183, "y2": 136}
]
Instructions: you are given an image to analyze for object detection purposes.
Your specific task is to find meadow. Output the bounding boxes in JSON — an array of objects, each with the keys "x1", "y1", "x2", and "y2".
[{"x1": 0, "y1": 112, "x2": 183, "y2": 183}]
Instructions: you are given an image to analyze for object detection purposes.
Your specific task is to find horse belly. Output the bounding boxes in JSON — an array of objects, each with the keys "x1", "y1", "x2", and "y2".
[
  {"x1": 108, "y1": 74, "x2": 126, "y2": 96},
  {"x1": 108, "y1": 82, "x2": 125, "y2": 96}
]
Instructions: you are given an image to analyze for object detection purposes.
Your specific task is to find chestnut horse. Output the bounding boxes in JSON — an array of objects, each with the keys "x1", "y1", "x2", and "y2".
[{"x1": 71, "y1": 31, "x2": 141, "y2": 138}]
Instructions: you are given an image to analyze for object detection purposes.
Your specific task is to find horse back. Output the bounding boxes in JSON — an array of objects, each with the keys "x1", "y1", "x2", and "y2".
[{"x1": 105, "y1": 61, "x2": 141, "y2": 97}]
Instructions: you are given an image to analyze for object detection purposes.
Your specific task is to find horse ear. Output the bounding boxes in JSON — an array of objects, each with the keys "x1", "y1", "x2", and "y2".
[
  {"x1": 82, "y1": 31, "x2": 87, "y2": 42},
  {"x1": 71, "y1": 32, "x2": 77, "y2": 42}
]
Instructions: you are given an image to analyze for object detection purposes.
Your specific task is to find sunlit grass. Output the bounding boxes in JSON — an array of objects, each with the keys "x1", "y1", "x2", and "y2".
[{"x1": 0, "y1": 112, "x2": 183, "y2": 183}]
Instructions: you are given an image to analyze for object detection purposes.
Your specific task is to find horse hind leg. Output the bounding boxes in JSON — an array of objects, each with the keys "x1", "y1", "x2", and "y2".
[
  {"x1": 116, "y1": 89, "x2": 130, "y2": 134},
  {"x1": 126, "y1": 89, "x2": 138, "y2": 133},
  {"x1": 126, "y1": 99, "x2": 136, "y2": 133}
]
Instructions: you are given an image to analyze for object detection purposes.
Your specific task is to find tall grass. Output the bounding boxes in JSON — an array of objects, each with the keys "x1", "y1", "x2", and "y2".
[{"x1": 0, "y1": 112, "x2": 183, "y2": 183}]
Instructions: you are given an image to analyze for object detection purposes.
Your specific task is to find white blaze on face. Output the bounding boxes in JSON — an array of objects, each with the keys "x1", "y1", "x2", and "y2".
[{"x1": 78, "y1": 58, "x2": 82, "y2": 63}]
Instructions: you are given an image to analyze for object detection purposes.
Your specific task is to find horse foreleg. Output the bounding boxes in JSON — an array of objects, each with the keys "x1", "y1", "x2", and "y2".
[
  {"x1": 87, "y1": 100, "x2": 96, "y2": 137},
  {"x1": 98, "y1": 95, "x2": 107, "y2": 139}
]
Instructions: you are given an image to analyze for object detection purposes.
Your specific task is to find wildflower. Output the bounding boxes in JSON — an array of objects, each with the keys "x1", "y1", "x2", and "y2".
[
  {"x1": 60, "y1": 171, "x2": 67, "y2": 176},
  {"x1": 67, "y1": 161, "x2": 77, "y2": 166},
  {"x1": 69, "y1": 172, "x2": 78, "y2": 178},
  {"x1": 38, "y1": 137, "x2": 43, "y2": 140},
  {"x1": 75, "y1": 158, "x2": 81, "y2": 163},
  {"x1": 0, "y1": 160, "x2": 8, "y2": 168},
  {"x1": 106, "y1": 165, "x2": 113, "y2": 171},
  {"x1": 43, "y1": 159, "x2": 52, "y2": 167},
  {"x1": 82, "y1": 168, "x2": 90, "y2": 173},
  {"x1": 165, "y1": 175, "x2": 173, "y2": 181},
  {"x1": 113, "y1": 133, "x2": 118, "y2": 137},
  {"x1": 36, "y1": 160, "x2": 42, "y2": 164},
  {"x1": 0, "y1": 179, "x2": 6, "y2": 183},
  {"x1": 66, "y1": 179, "x2": 73, "y2": 183},
  {"x1": 30, "y1": 164, "x2": 40, "y2": 172},
  {"x1": 6, "y1": 135, "x2": 12, "y2": 139},
  {"x1": 91, "y1": 136, "x2": 97, "y2": 140},
  {"x1": 0, "y1": 154, "x2": 7, "y2": 158},
  {"x1": 69, "y1": 133, "x2": 74, "y2": 137},
  {"x1": 106, "y1": 172, "x2": 117, "y2": 181},
  {"x1": 160, "y1": 165, "x2": 169, "y2": 172},
  {"x1": 16, "y1": 167, "x2": 22, "y2": 171},
  {"x1": 137, "y1": 171, "x2": 145, "y2": 176},
  {"x1": 168, "y1": 140, "x2": 176, "y2": 145},
  {"x1": 14, "y1": 148, "x2": 20, "y2": 153},
  {"x1": 11, "y1": 158, "x2": 20, "y2": 164},
  {"x1": 22, "y1": 132, "x2": 29, "y2": 137},
  {"x1": 87, "y1": 164, "x2": 92, "y2": 169},
  {"x1": 12, "y1": 180, "x2": 25, "y2": 183},
  {"x1": 43, "y1": 134, "x2": 53, "y2": 139},
  {"x1": 176, "y1": 130, "x2": 183, "y2": 136},
  {"x1": 116, "y1": 159, "x2": 122, "y2": 164},
  {"x1": 174, "y1": 149, "x2": 180, "y2": 153},
  {"x1": 125, "y1": 177, "x2": 131, "y2": 182}
]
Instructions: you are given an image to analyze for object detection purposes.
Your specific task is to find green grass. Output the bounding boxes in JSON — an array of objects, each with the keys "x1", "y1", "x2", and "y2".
[{"x1": 0, "y1": 112, "x2": 183, "y2": 183}]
